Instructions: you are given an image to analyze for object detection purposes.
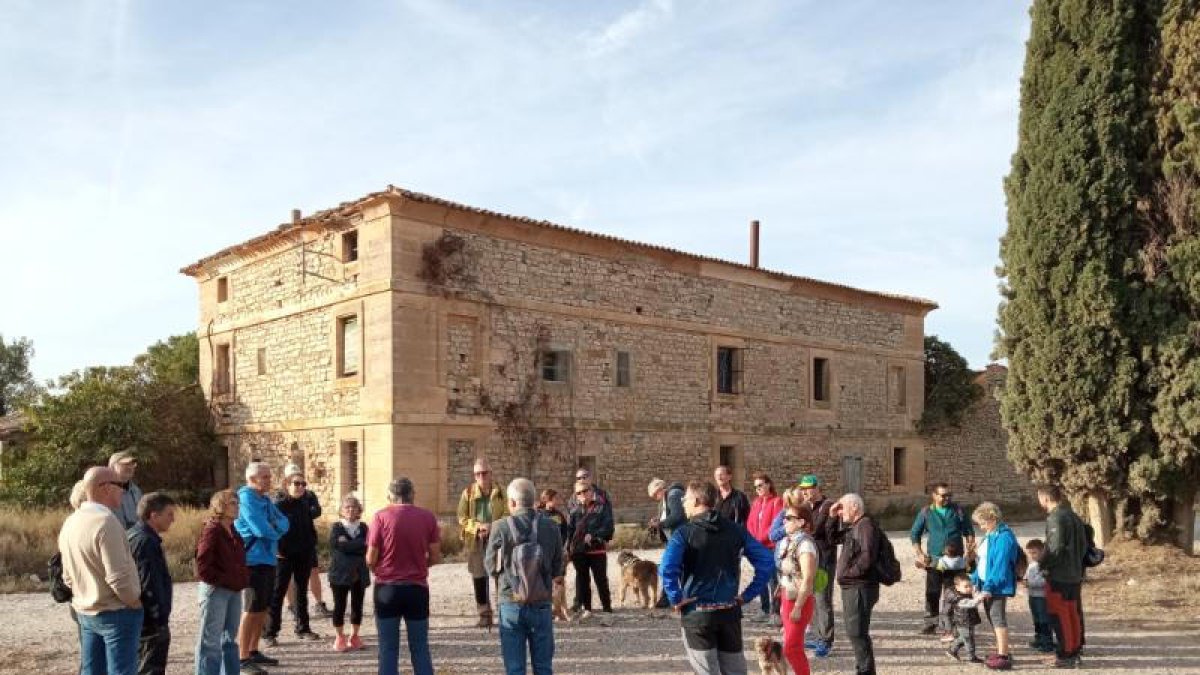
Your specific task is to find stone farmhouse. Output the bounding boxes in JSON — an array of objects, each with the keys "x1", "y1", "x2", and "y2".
[{"x1": 182, "y1": 186, "x2": 939, "y2": 517}]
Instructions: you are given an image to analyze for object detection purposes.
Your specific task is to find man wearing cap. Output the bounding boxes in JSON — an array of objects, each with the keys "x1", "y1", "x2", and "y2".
[
  {"x1": 909, "y1": 482, "x2": 974, "y2": 636},
  {"x1": 109, "y1": 450, "x2": 145, "y2": 530},
  {"x1": 799, "y1": 474, "x2": 839, "y2": 657},
  {"x1": 368, "y1": 477, "x2": 441, "y2": 675},
  {"x1": 458, "y1": 458, "x2": 508, "y2": 628},
  {"x1": 648, "y1": 478, "x2": 687, "y2": 609}
]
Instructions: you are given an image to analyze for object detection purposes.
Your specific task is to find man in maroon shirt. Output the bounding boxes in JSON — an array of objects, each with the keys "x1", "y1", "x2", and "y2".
[{"x1": 367, "y1": 478, "x2": 441, "y2": 675}]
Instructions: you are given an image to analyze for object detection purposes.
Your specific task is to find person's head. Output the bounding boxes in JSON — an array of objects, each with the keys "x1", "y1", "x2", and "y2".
[
  {"x1": 68, "y1": 480, "x2": 86, "y2": 510},
  {"x1": 284, "y1": 470, "x2": 307, "y2": 499},
  {"x1": 209, "y1": 489, "x2": 238, "y2": 521},
  {"x1": 797, "y1": 474, "x2": 823, "y2": 502},
  {"x1": 953, "y1": 572, "x2": 973, "y2": 595},
  {"x1": 575, "y1": 467, "x2": 592, "y2": 486},
  {"x1": 138, "y1": 492, "x2": 177, "y2": 534},
  {"x1": 473, "y1": 458, "x2": 492, "y2": 490},
  {"x1": 972, "y1": 501, "x2": 1002, "y2": 533},
  {"x1": 245, "y1": 461, "x2": 272, "y2": 494},
  {"x1": 751, "y1": 472, "x2": 776, "y2": 498},
  {"x1": 1036, "y1": 483, "x2": 1064, "y2": 512},
  {"x1": 647, "y1": 478, "x2": 667, "y2": 502},
  {"x1": 341, "y1": 494, "x2": 364, "y2": 521},
  {"x1": 388, "y1": 477, "x2": 415, "y2": 505},
  {"x1": 108, "y1": 450, "x2": 137, "y2": 482},
  {"x1": 573, "y1": 480, "x2": 594, "y2": 505},
  {"x1": 713, "y1": 465, "x2": 732, "y2": 489},
  {"x1": 784, "y1": 503, "x2": 815, "y2": 535},
  {"x1": 684, "y1": 480, "x2": 717, "y2": 518},
  {"x1": 838, "y1": 493, "x2": 865, "y2": 523},
  {"x1": 942, "y1": 540, "x2": 963, "y2": 558},
  {"x1": 82, "y1": 465, "x2": 124, "y2": 510},
  {"x1": 538, "y1": 488, "x2": 561, "y2": 510},
  {"x1": 782, "y1": 486, "x2": 804, "y2": 509},
  {"x1": 1025, "y1": 538, "x2": 1045, "y2": 561},
  {"x1": 508, "y1": 478, "x2": 536, "y2": 510},
  {"x1": 930, "y1": 482, "x2": 952, "y2": 506}
]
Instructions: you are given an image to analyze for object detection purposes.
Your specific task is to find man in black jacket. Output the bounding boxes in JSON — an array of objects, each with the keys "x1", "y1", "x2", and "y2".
[
  {"x1": 713, "y1": 466, "x2": 750, "y2": 527},
  {"x1": 266, "y1": 470, "x2": 321, "y2": 644},
  {"x1": 1037, "y1": 484, "x2": 1088, "y2": 669},
  {"x1": 832, "y1": 493, "x2": 881, "y2": 675},
  {"x1": 128, "y1": 492, "x2": 176, "y2": 675}
]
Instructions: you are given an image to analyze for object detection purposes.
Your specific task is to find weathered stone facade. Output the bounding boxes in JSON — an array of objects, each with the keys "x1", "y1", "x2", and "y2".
[
  {"x1": 923, "y1": 365, "x2": 1036, "y2": 507},
  {"x1": 183, "y1": 187, "x2": 937, "y2": 518}
]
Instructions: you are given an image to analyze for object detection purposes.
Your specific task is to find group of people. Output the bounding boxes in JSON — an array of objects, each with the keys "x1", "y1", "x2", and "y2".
[{"x1": 55, "y1": 449, "x2": 1093, "y2": 675}]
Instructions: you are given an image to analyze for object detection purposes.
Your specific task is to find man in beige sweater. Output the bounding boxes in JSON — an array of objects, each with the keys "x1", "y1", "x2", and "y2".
[{"x1": 59, "y1": 465, "x2": 144, "y2": 675}]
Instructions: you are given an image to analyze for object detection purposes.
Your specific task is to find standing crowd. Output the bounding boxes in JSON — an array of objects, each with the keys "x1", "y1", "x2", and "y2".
[{"x1": 55, "y1": 450, "x2": 1094, "y2": 675}]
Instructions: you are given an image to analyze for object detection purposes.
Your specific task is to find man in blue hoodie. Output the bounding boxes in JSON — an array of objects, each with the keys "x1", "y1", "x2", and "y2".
[
  {"x1": 659, "y1": 481, "x2": 774, "y2": 675},
  {"x1": 235, "y1": 462, "x2": 290, "y2": 674}
]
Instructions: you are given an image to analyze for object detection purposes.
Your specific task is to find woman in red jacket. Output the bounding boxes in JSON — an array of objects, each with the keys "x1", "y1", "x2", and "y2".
[
  {"x1": 747, "y1": 472, "x2": 785, "y2": 624},
  {"x1": 195, "y1": 489, "x2": 251, "y2": 675}
]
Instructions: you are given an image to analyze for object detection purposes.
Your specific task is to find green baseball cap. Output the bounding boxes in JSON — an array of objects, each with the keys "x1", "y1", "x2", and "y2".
[{"x1": 798, "y1": 474, "x2": 820, "y2": 488}]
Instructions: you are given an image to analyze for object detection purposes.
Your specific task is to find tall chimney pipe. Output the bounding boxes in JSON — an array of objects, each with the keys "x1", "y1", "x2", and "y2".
[
  {"x1": 750, "y1": 220, "x2": 760, "y2": 268},
  {"x1": 291, "y1": 209, "x2": 302, "y2": 224}
]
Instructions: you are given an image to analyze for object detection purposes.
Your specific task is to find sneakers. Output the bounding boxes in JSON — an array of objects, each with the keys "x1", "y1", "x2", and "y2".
[
  {"x1": 239, "y1": 660, "x2": 268, "y2": 674},
  {"x1": 919, "y1": 624, "x2": 938, "y2": 635},
  {"x1": 985, "y1": 653, "x2": 1013, "y2": 670},
  {"x1": 946, "y1": 648, "x2": 961, "y2": 661},
  {"x1": 296, "y1": 631, "x2": 321, "y2": 642},
  {"x1": 1044, "y1": 655, "x2": 1080, "y2": 669},
  {"x1": 804, "y1": 638, "x2": 821, "y2": 650},
  {"x1": 349, "y1": 635, "x2": 364, "y2": 651},
  {"x1": 249, "y1": 651, "x2": 279, "y2": 666},
  {"x1": 333, "y1": 635, "x2": 349, "y2": 653},
  {"x1": 966, "y1": 656, "x2": 985, "y2": 664},
  {"x1": 813, "y1": 641, "x2": 832, "y2": 658},
  {"x1": 940, "y1": 632, "x2": 956, "y2": 643},
  {"x1": 260, "y1": 636, "x2": 278, "y2": 649},
  {"x1": 312, "y1": 601, "x2": 332, "y2": 619}
]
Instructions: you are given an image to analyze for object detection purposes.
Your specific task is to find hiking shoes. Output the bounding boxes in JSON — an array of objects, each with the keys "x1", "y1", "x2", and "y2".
[
  {"x1": 239, "y1": 660, "x2": 268, "y2": 675},
  {"x1": 249, "y1": 651, "x2": 278, "y2": 666},
  {"x1": 296, "y1": 631, "x2": 322, "y2": 642},
  {"x1": 985, "y1": 653, "x2": 1013, "y2": 670},
  {"x1": 813, "y1": 641, "x2": 832, "y2": 658}
]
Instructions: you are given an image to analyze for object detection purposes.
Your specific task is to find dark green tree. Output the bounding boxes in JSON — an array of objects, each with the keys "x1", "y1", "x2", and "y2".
[
  {"x1": 997, "y1": 0, "x2": 1157, "y2": 544},
  {"x1": 919, "y1": 336, "x2": 984, "y2": 431},
  {"x1": 0, "y1": 334, "x2": 39, "y2": 416}
]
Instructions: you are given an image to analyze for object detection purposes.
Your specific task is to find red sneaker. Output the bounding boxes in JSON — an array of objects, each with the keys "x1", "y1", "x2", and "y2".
[{"x1": 349, "y1": 635, "x2": 364, "y2": 651}]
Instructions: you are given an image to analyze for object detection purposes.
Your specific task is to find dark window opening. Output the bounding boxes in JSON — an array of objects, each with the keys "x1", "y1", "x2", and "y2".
[
  {"x1": 716, "y1": 347, "x2": 743, "y2": 394},
  {"x1": 616, "y1": 351, "x2": 631, "y2": 387},
  {"x1": 256, "y1": 348, "x2": 267, "y2": 376},
  {"x1": 541, "y1": 350, "x2": 571, "y2": 382},
  {"x1": 338, "y1": 315, "x2": 360, "y2": 377},
  {"x1": 342, "y1": 230, "x2": 359, "y2": 263},
  {"x1": 813, "y1": 357, "x2": 830, "y2": 403},
  {"x1": 216, "y1": 277, "x2": 229, "y2": 303},
  {"x1": 215, "y1": 344, "x2": 231, "y2": 394},
  {"x1": 893, "y1": 447, "x2": 907, "y2": 486},
  {"x1": 719, "y1": 445, "x2": 736, "y2": 469},
  {"x1": 341, "y1": 440, "x2": 360, "y2": 493}
]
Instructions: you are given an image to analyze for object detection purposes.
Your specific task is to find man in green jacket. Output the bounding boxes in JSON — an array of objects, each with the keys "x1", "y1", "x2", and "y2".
[
  {"x1": 1037, "y1": 484, "x2": 1087, "y2": 669},
  {"x1": 457, "y1": 457, "x2": 508, "y2": 627},
  {"x1": 910, "y1": 482, "x2": 975, "y2": 635}
]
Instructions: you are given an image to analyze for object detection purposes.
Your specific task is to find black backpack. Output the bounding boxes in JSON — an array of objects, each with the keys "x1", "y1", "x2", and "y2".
[
  {"x1": 1083, "y1": 523, "x2": 1105, "y2": 568},
  {"x1": 48, "y1": 552, "x2": 72, "y2": 603},
  {"x1": 871, "y1": 519, "x2": 902, "y2": 586}
]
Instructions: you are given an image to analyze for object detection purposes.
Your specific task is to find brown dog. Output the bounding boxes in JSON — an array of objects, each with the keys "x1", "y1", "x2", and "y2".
[
  {"x1": 754, "y1": 635, "x2": 785, "y2": 675},
  {"x1": 551, "y1": 578, "x2": 571, "y2": 622},
  {"x1": 617, "y1": 551, "x2": 659, "y2": 609}
]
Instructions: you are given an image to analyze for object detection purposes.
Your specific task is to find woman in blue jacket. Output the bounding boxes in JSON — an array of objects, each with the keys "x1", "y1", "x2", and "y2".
[{"x1": 970, "y1": 501, "x2": 1019, "y2": 671}]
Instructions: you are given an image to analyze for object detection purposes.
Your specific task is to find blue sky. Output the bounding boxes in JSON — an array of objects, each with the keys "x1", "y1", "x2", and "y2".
[{"x1": 0, "y1": 0, "x2": 1030, "y2": 383}]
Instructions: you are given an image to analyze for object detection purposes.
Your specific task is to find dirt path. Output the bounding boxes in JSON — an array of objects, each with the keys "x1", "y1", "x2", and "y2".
[{"x1": 4, "y1": 523, "x2": 1199, "y2": 674}]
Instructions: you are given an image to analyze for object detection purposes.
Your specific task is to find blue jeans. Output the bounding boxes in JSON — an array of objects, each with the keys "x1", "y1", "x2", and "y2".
[
  {"x1": 195, "y1": 583, "x2": 242, "y2": 675},
  {"x1": 375, "y1": 583, "x2": 434, "y2": 675},
  {"x1": 498, "y1": 602, "x2": 554, "y2": 675},
  {"x1": 78, "y1": 607, "x2": 143, "y2": 675}
]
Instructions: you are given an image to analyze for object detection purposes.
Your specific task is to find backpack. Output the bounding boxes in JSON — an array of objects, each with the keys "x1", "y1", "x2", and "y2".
[
  {"x1": 502, "y1": 515, "x2": 553, "y2": 605},
  {"x1": 871, "y1": 519, "x2": 902, "y2": 586},
  {"x1": 1083, "y1": 523, "x2": 1105, "y2": 568},
  {"x1": 1014, "y1": 545, "x2": 1029, "y2": 579},
  {"x1": 48, "y1": 552, "x2": 72, "y2": 603}
]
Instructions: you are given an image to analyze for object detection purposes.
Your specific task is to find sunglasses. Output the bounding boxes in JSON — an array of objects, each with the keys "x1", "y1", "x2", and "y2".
[
  {"x1": 753, "y1": 483, "x2": 767, "y2": 489},
  {"x1": 291, "y1": 480, "x2": 307, "y2": 487},
  {"x1": 575, "y1": 490, "x2": 591, "y2": 496},
  {"x1": 935, "y1": 492, "x2": 952, "y2": 498}
]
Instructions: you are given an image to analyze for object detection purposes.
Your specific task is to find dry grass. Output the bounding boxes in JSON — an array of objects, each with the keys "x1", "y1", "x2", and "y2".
[
  {"x1": 610, "y1": 523, "x2": 663, "y2": 551},
  {"x1": 1084, "y1": 534, "x2": 1200, "y2": 623}
]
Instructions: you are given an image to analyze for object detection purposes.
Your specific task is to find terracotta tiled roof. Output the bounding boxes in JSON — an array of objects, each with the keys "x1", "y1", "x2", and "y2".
[{"x1": 180, "y1": 185, "x2": 938, "y2": 310}]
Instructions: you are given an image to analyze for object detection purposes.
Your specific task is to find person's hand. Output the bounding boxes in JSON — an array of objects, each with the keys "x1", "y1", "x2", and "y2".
[
  {"x1": 647, "y1": 516, "x2": 660, "y2": 528},
  {"x1": 790, "y1": 607, "x2": 804, "y2": 623},
  {"x1": 673, "y1": 597, "x2": 696, "y2": 613},
  {"x1": 977, "y1": 591, "x2": 991, "y2": 601},
  {"x1": 477, "y1": 523, "x2": 489, "y2": 538},
  {"x1": 734, "y1": 595, "x2": 746, "y2": 607},
  {"x1": 830, "y1": 503, "x2": 844, "y2": 517},
  {"x1": 584, "y1": 534, "x2": 593, "y2": 545}
]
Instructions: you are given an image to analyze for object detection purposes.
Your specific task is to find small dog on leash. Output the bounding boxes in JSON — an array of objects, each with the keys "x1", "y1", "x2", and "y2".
[
  {"x1": 551, "y1": 579, "x2": 571, "y2": 622},
  {"x1": 617, "y1": 551, "x2": 659, "y2": 609},
  {"x1": 754, "y1": 635, "x2": 785, "y2": 675}
]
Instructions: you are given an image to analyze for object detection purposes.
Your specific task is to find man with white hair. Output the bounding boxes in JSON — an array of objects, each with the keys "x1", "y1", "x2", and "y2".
[
  {"x1": 458, "y1": 457, "x2": 508, "y2": 627},
  {"x1": 831, "y1": 493, "x2": 882, "y2": 675},
  {"x1": 234, "y1": 462, "x2": 290, "y2": 673},
  {"x1": 58, "y1": 465, "x2": 144, "y2": 675},
  {"x1": 485, "y1": 478, "x2": 565, "y2": 675},
  {"x1": 109, "y1": 450, "x2": 144, "y2": 529}
]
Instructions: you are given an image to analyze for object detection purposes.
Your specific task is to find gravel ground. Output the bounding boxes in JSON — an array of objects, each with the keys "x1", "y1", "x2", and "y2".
[{"x1": 3, "y1": 522, "x2": 1199, "y2": 674}]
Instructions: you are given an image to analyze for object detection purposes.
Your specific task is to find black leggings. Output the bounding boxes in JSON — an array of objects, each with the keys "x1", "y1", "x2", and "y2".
[
  {"x1": 331, "y1": 582, "x2": 366, "y2": 627},
  {"x1": 571, "y1": 553, "x2": 611, "y2": 612}
]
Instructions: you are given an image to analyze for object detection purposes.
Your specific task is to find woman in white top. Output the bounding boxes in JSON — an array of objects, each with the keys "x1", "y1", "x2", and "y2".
[{"x1": 776, "y1": 503, "x2": 819, "y2": 675}]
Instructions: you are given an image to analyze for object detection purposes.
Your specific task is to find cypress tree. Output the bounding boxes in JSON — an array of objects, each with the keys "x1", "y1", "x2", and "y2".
[{"x1": 997, "y1": 0, "x2": 1156, "y2": 544}]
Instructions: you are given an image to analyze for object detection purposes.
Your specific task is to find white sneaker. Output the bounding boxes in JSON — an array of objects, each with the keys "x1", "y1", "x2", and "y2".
[{"x1": 579, "y1": 609, "x2": 593, "y2": 621}]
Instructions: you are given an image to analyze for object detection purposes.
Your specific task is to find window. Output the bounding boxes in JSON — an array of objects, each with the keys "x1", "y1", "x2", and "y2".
[
  {"x1": 842, "y1": 456, "x2": 863, "y2": 494},
  {"x1": 216, "y1": 277, "x2": 229, "y2": 303},
  {"x1": 719, "y1": 445, "x2": 736, "y2": 469},
  {"x1": 716, "y1": 347, "x2": 743, "y2": 394},
  {"x1": 616, "y1": 351, "x2": 631, "y2": 387},
  {"x1": 541, "y1": 350, "x2": 571, "y2": 382},
  {"x1": 813, "y1": 357, "x2": 830, "y2": 404},
  {"x1": 577, "y1": 455, "x2": 597, "y2": 481},
  {"x1": 889, "y1": 365, "x2": 907, "y2": 411},
  {"x1": 213, "y1": 447, "x2": 229, "y2": 488},
  {"x1": 337, "y1": 315, "x2": 360, "y2": 377},
  {"x1": 214, "y1": 344, "x2": 231, "y2": 394},
  {"x1": 340, "y1": 440, "x2": 361, "y2": 494},
  {"x1": 342, "y1": 230, "x2": 359, "y2": 263},
  {"x1": 892, "y1": 447, "x2": 907, "y2": 486},
  {"x1": 256, "y1": 348, "x2": 267, "y2": 376}
]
